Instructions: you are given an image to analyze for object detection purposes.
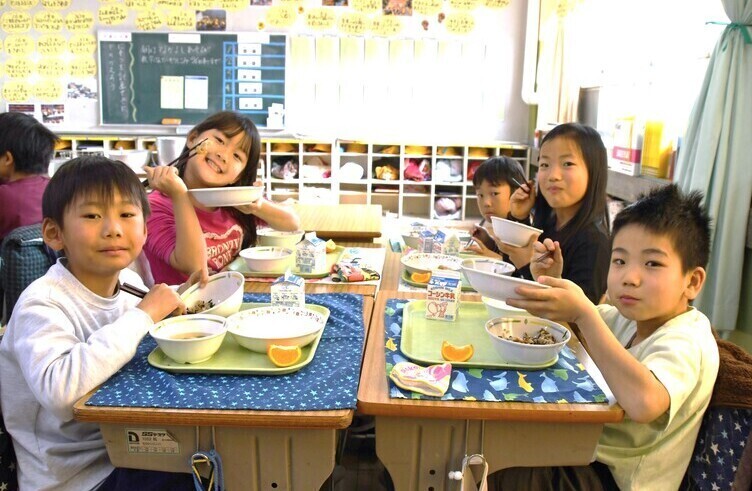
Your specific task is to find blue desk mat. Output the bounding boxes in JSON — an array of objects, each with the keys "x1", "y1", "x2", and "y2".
[
  {"x1": 86, "y1": 293, "x2": 364, "y2": 411},
  {"x1": 385, "y1": 299, "x2": 607, "y2": 403}
]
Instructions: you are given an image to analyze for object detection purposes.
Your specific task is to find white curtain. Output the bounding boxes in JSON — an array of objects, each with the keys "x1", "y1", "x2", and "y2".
[{"x1": 675, "y1": 0, "x2": 752, "y2": 330}]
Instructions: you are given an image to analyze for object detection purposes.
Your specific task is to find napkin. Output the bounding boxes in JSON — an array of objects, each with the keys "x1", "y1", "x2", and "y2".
[
  {"x1": 331, "y1": 262, "x2": 380, "y2": 282},
  {"x1": 389, "y1": 361, "x2": 452, "y2": 397}
]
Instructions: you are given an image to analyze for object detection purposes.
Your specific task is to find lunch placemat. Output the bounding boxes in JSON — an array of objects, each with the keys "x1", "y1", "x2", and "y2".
[
  {"x1": 224, "y1": 246, "x2": 345, "y2": 279},
  {"x1": 384, "y1": 299, "x2": 607, "y2": 403},
  {"x1": 86, "y1": 293, "x2": 364, "y2": 411}
]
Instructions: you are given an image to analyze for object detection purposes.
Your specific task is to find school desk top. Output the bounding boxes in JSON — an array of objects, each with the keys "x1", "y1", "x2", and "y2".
[{"x1": 293, "y1": 203, "x2": 382, "y2": 241}]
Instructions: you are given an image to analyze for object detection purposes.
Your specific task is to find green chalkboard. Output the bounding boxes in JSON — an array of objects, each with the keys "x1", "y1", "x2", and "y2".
[{"x1": 99, "y1": 31, "x2": 286, "y2": 127}]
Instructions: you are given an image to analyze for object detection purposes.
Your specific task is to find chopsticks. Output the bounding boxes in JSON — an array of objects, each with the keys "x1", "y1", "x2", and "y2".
[
  {"x1": 121, "y1": 282, "x2": 148, "y2": 298},
  {"x1": 533, "y1": 249, "x2": 555, "y2": 263},
  {"x1": 141, "y1": 137, "x2": 208, "y2": 187}
]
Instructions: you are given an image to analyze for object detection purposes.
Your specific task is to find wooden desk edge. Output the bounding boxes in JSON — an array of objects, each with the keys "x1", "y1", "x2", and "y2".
[{"x1": 357, "y1": 291, "x2": 624, "y2": 423}]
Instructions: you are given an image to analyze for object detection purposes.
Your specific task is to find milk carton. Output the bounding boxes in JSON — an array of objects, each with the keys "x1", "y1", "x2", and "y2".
[
  {"x1": 271, "y1": 270, "x2": 305, "y2": 308},
  {"x1": 418, "y1": 229, "x2": 435, "y2": 253},
  {"x1": 425, "y1": 269, "x2": 461, "y2": 321},
  {"x1": 295, "y1": 232, "x2": 326, "y2": 274},
  {"x1": 432, "y1": 228, "x2": 461, "y2": 256}
]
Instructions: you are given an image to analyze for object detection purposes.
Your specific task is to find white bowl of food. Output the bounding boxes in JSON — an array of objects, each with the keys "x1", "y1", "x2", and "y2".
[
  {"x1": 461, "y1": 258, "x2": 548, "y2": 301},
  {"x1": 401, "y1": 252, "x2": 463, "y2": 275},
  {"x1": 180, "y1": 271, "x2": 244, "y2": 317},
  {"x1": 485, "y1": 315, "x2": 570, "y2": 365},
  {"x1": 150, "y1": 314, "x2": 227, "y2": 364},
  {"x1": 257, "y1": 229, "x2": 305, "y2": 249},
  {"x1": 189, "y1": 186, "x2": 264, "y2": 207},
  {"x1": 239, "y1": 246, "x2": 294, "y2": 272},
  {"x1": 226, "y1": 306, "x2": 327, "y2": 353},
  {"x1": 482, "y1": 296, "x2": 528, "y2": 319},
  {"x1": 490, "y1": 216, "x2": 543, "y2": 247}
]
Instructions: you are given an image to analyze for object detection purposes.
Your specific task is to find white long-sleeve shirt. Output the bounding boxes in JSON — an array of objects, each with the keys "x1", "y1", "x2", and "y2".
[{"x1": 0, "y1": 259, "x2": 154, "y2": 491}]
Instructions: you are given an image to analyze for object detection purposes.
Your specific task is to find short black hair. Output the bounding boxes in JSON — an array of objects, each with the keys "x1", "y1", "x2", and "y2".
[
  {"x1": 612, "y1": 184, "x2": 711, "y2": 271},
  {"x1": 43, "y1": 156, "x2": 150, "y2": 227},
  {"x1": 0, "y1": 112, "x2": 59, "y2": 175},
  {"x1": 472, "y1": 156, "x2": 525, "y2": 190}
]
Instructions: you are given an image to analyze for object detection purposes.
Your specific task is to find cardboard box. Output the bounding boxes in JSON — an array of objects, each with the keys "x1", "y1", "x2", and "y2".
[
  {"x1": 607, "y1": 157, "x2": 641, "y2": 177},
  {"x1": 611, "y1": 117, "x2": 642, "y2": 164}
]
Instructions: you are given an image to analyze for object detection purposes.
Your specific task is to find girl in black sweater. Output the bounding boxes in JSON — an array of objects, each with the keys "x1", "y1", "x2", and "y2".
[{"x1": 497, "y1": 123, "x2": 610, "y2": 303}]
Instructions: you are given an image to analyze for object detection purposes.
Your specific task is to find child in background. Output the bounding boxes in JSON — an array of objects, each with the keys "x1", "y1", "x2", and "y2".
[
  {"x1": 0, "y1": 112, "x2": 58, "y2": 242},
  {"x1": 144, "y1": 111, "x2": 300, "y2": 285},
  {"x1": 501, "y1": 122, "x2": 610, "y2": 303},
  {"x1": 493, "y1": 184, "x2": 719, "y2": 490},
  {"x1": 465, "y1": 156, "x2": 525, "y2": 259},
  {"x1": 0, "y1": 157, "x2": 194, "y2": 490}
]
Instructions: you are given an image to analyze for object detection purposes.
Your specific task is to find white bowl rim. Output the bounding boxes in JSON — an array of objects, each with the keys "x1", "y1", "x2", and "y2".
[
  {"x1": 481, "y1": 296, "x2": 527, "y2": 312},
  {"x1": 490, "y1": 216, "x2": 544, "y2": 234},
  {"x1": 150, "y1": 313, "x2": 227, "y2": 341},
  {"x1": 180, "y1": 271, "x2": 245, "y2": 303},
  {"x1": 189, "y1": 185, "x2": 265, "y2": 194},
  {"x1": 461, "y1": 257, "x2": 516, "y2": 272},
  {"x1": 239, "y1": 246, "x2": 293, "y2": 259},
  {"x1": 257, "y1": 229, "x2": 305, "y2": 237},
  {"x1": 401, "y1": 252, "x2": 463, "y2": 271},
  {"x1": 485, "y1": 315, "x2": 570, "y2": 348},
  {"x1": 226, "y1": 306, "x2": 326, "y2": 339}
]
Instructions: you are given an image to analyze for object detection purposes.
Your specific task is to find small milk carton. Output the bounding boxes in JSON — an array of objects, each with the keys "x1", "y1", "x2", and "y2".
[
  {"x1": 295, "y1": 232, "x2": 326, "y2": 274},
  {"x1": 410, "y1": 221, "x2": 428, "y2": 235},
  {"x1": 425, "y1": 269, "x2": 461, "y2": 322},
  {"x1": 271, "y1": 270, "x2": 305, "y2": 308},
  {"x1": 432, "y1": 229, "x2": 461, "y2": 256},
  {"x1": 418, "y1": 229, "x2": 435, "y2": 253}
]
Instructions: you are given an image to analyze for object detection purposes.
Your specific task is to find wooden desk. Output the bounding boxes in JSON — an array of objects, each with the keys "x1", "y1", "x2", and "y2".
[
  {"x1": 380, "y1": 249, "x2": 404, "y2": 291},
  {"x1": 74, "y1": 296, "x2": 374, "y2": 490},
  {"x1": 294, "y1": 203, "x2": 382, "y2": 241},
  {"x1": 358, "y1": 291, "x2": 623, "y2": 491}
]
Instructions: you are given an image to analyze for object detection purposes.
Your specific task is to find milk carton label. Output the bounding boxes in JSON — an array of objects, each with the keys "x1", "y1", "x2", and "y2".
[
  {"x1": 432, "y1": 229, "x2": 461, "y2": 256},
  {"x1": 418, "y1": 229, "x2": 434, "y2": 253},
  {"x1": 271, "y1": 270, "x2": 305, "y2": 308},
  {"x1": 426, "y1": 269, "x2": 461, "y2": 321}
]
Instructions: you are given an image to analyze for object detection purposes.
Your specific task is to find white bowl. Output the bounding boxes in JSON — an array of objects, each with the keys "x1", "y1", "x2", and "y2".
[
  {"x1": 482, "y1": 296, "x2": 528, "y2": 318},
  {"x1": 226, "y1": 306, "x2": 327, "y2": 353},
  {"x1": 189, "y1": 186, "x2": 264, "y2": 207},
  {"x1": 485, "y1": 315, "x2": 570, "y2": 365},
  {"x1": 461, "y1": 258, "x2": 548, "y2": 301},
  {"x1": 490, "y1": 216, "x2": 543, "y2": 247},
  {"x1": 257, "y1": 229, "x2": 305, "y2": 249},
  {"x1": 239, "y1": 246, "x2": 293, "y2": 272},
  {"x1": 401, "y1": 252, "x2": 463, "y2": 275},
  {"x1": 150, "y1": 314, "x2": 227, "y2": 364},
  {"x1": 180, "y1": 271, "x2": 244, "y2": 317},
  {"x1": 156, "y1": 136, "x2": 187, "y2": 166},
  {"x1": 105, "y1": 150, "x2": 151, "y2": 174}
]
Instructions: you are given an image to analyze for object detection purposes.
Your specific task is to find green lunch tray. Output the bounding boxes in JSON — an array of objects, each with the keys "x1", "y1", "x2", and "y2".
[
  {"x1": 147, "y1": 303, "x2": 330, "y2": 375},
  {"x1": 224, "y1": 246, "x2": 344, "y2": 279},
  {"x1": 401, "y1": 269, "x2": 476, "y2": 292},
  {"x1": 400, "y1": 300, "x2": 557, "y2": 370}
]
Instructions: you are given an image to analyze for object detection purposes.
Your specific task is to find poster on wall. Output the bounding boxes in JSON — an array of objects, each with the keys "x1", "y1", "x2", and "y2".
[
  {"x1": 196, "y1": 10, "x2": 227, "y2": 31},
  {"x1": 383, "y1": 0, "x2": 413, "y2": 15},
  {"x1": 6, "y1": 104, "x2": 36, "y2": 119}
]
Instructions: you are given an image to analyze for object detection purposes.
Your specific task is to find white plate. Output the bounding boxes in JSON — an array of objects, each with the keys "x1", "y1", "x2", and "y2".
[
  {"x1": 400, "y1": 252, "x2": 463, "y2": 275},
  {"x1": 189, "y1": 186, "x2": 264, "y2": 207}
]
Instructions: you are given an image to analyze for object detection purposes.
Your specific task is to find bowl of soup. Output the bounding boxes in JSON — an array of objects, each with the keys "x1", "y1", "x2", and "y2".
[{"x1": 150, "y1": 314, "x2": 227, "y2": 364}]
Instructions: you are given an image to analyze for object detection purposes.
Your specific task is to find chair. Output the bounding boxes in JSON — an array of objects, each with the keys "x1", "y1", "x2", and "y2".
[
  {"x1": 0, "y1": 224, "x2": 58, "y2": 323},
  {"x1": 0, "y1": 413, "x2": 18, "y2": 490}
]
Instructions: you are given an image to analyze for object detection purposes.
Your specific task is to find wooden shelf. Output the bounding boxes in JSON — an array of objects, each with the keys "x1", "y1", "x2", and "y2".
[{"x1": 606, "y1": 170, "x2": 670, "y2": 202}]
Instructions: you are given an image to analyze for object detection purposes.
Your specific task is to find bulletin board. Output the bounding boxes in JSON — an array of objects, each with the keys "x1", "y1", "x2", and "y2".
[{"x1": 98, "y1": 31, "x2": 286, "y2": 127}]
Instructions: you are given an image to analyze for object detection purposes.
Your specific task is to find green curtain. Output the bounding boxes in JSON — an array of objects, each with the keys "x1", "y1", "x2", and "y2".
[{"x1": 676, "y1": 0, "x2": 752, "y2": 331}]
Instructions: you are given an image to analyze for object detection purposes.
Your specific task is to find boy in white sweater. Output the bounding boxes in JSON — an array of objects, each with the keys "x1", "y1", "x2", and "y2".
[{"x1": 0, "y1": 157, "x2": 194, "y2": 490}]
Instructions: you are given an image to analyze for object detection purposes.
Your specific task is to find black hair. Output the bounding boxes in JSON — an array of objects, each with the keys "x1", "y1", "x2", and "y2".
[
  {"x1": 534, "y1": 122, "x2": 609, "y2": 247},
  {"x1": 472, "y1": 156, "x2": 526, "y2": 191},
  {"x1": 0, "y1": 112, "x2": 59, "y2": 175},
  {"x1": 176, "y1": 111, "x2": 261, "y2": 248},
  {"x1": 612, "y1": 184, "x2": 711, "y2": 272},
  {"x1": 42, "y1": 156, "x2": 150, "y2": 227}
]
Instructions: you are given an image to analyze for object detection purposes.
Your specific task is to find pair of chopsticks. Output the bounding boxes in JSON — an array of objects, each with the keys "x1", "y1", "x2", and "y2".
[
  {"x1": 141, "y1": 137, "x2": 208, "y2": 187},
  {"x1": 533, "y1": 249, "x2": 555, "y2": 263},
  {"x1": 121, "y1": 282, "x2": 148, "y2": 298}
]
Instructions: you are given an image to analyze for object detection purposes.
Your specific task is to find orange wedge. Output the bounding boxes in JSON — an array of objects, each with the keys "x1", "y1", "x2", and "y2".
[
  {"x1": 268, "y1": 344, "x2": 303, "y2": 367},
  {"x1": 325, "y1": 239, "x2": 337, "y2": 253},
  {"x1": 441, "y1": 341, "x2": 474, "y2": 362},
  {"x1": 410, "y1": 271, "x2": 431, "y2": 284}
]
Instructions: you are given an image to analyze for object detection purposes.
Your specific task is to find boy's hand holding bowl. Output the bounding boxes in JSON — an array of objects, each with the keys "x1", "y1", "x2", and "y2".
[{"x1": 507, "y1": 276, "x2": 598, "y2": 327}]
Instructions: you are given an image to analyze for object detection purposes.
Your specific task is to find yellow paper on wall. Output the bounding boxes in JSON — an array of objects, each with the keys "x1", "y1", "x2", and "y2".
[
  {"x1": 340, "y1": 36, "x2": 364, "y2": 66},
  {"x1": 156, "y1": 0, "x2": 182, "y2": 7},
  {"x1": 449, "y1": 0, "x2": 479, "y2": 10},
  {"x1": 10, "y1": 0, "x2": 37, "y2": 9},
  {"x1": 70, "y1": 56, "x2": 97, "y2": 77},
  {"x1": 266, "y1": 5, "x2": 297, "y2": 28},
  {"x1": 187, "y1": 0, "x2": 214, "y2": 9},
  {"x1": 166, "y1": 10, "x2": 194, "y2": 30},
  {"x1": 34, "y1": 80, "x2": 63, "y2": 101},
  {"x1": 37, "y1": 34, "x2": 67, "y2": 55},
  {"x1": 136, "y1": 10, "x2": 164, "y2": 30},
  {"x1": 370, "y1": 15, "x2": 402, "y2": 37},
  {"x1": 413, "y1": 0, "x2": 441, "y2": 15},
  {"x1": 3, "y1": 81, "x2": 32, "y2": 102},
  {"x1": 445, "y1": 12, "x2": 475, "y2": 35},
  {"x1": 351, "y1": 0, "x2": 380, "y2": 13},
  {"x1": 42, "y1": 0, "x2": 73, "y2": 9},
  {"x1": 34, "y1": 11, "x2": 64, "y2": 32},
  {"x1": 99, "y1": 4, "x2": 128, "y2": 26},
  {"x1": 306, "y1": 7, "x2": 336, "y2": 31},
  {"x1": 2, "y1": 11, "x2": 33, "y2": 33},
  {"x1": 221, "y1": 0, "x2": 246, "y2": 11},
  {"x1": 484, "y1": 0, "x2": 510, "y2": 8},
  {"x1": 66, "y1": 11, "x2": 94, "y2": 31},
  {"x1": 4, "y1": 35, "x2": 34, "y2": 57},
  {"x1": 69, "y1": 34, "x2": 96, "y2": 55},
  {"x1": 338, "y1": 11, "x2": 367, "y2": 36},
  {"x1": 38, "y1": 57, "x2": 68, "y2": 78},
  {"x1": 125, "y1": 0, "x2": 153, "y2": 10},
  {"x1": 5, "y1": 57, "x2": 34, "y2": 79}
]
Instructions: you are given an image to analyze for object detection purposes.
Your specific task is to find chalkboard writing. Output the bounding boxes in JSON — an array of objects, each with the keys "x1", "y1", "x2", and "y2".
[{"x1": 99, "y1": 32, "x2": 287, "y2": 126}]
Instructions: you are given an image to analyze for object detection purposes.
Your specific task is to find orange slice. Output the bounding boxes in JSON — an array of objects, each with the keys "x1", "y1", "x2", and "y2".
[
  {"x1": 410, "y1": 271, "x2": 431, "y2": 284},
  {"x1": 268, "y1": 344, "x2": 303, "y2": 367},
  {"x1": 325, "y1": 239, "x2": 337, "y2": 253},
  {"x1": 441, "y1": 341, "x2": 474, "y2": 362}
]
